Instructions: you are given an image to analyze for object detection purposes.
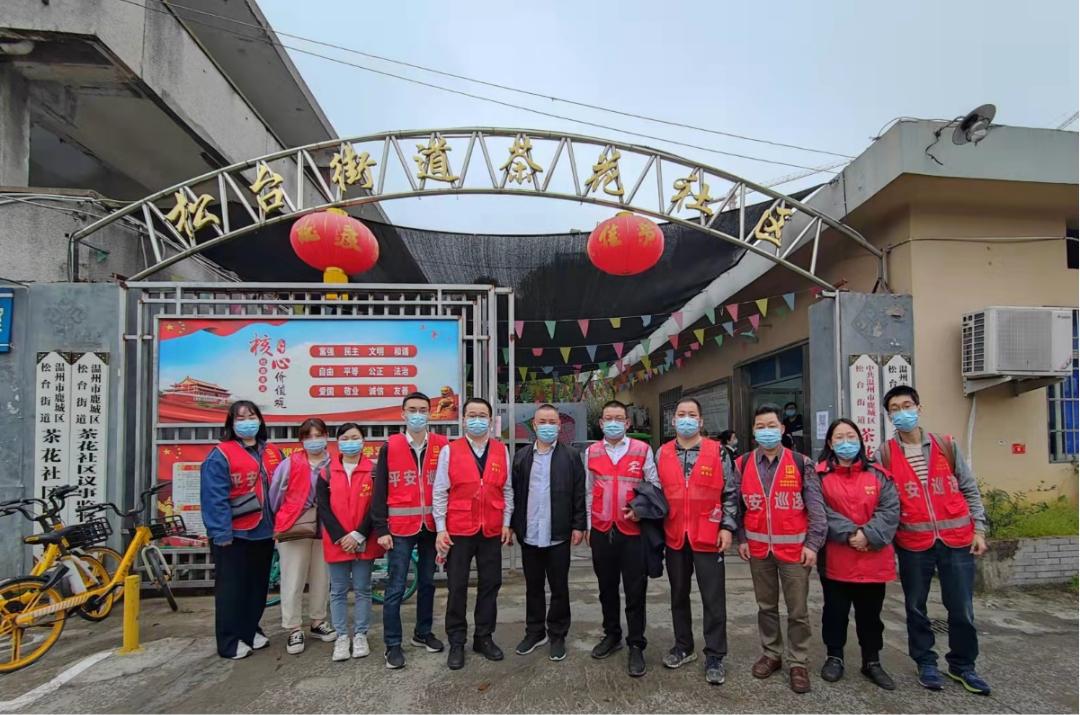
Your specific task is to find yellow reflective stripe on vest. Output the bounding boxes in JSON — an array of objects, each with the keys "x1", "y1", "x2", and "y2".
[{"x1": 744, "y1": 529, "x2": 806, "y2": 544}]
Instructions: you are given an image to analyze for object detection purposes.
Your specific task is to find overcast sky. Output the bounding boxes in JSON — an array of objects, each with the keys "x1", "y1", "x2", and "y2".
[{"x1": 260, "y1": 0, "x2": 1078, "y2": 234}]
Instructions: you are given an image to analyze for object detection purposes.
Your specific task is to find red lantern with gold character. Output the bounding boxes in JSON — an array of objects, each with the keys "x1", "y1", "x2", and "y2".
[
  {"x1": 289, "y1": 208, "x2": 379, "y2": 282},
  {"x1": 586, "y1": 211, "x2": 664, "y2": 276}
]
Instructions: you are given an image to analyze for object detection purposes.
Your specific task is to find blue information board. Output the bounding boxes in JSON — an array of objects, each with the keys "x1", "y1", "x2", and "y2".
[{"x1": 0, "y1": 291, "x2": 12, "y2": 353}]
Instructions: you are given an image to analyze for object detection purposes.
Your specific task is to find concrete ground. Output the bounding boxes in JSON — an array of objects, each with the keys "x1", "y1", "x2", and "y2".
[{"x1": 0, "y1": 553, "x2": 1076, "y2": 714}]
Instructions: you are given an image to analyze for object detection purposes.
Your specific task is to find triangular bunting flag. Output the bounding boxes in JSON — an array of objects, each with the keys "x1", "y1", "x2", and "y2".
[
  {"x1": 668, "y1": 334, "x2": 680, "y2": 349},
  {"x1": 573, "y1": 364, "x2": 582, "y2": 372},
  {"x1": 640, "y1": 338, "x2": 650, "y2": 353},
  {"x1": 531, "y1": 347, "x2": 543, "y2": 357},
  {"x1": 586, "y1": 345, "x2": 598, "y2": 362},
  {"x1": 544, "y1": 321, "x2": 557, "y2": 339},
  {"x1": 599, "y1": 362, "x2": 608, "y2": 375},
  {"x1": 613, "y1": 342, "x2": 625, "y2": 358},
  {"x1": 705, "y1": 306, "x2": 716, "y2": 325},
  {"x1": 756, "y1": 298, "x2": 768, "y2": 317},
  {"x1": 722, "y1": 321, "x2": 735, "y2": 336},
  {"x1": 666, "y1": 349, "x2": 675, "y2": 364},
  {"x1": 672, "y1": 311, "x2": 684, "y2": 329},
  {"x1": 501, "y1": 348, "x2": 509, "y2": 364},
  {"x1": 518, "y1": 366, "x2": 528, "y2": 381},
  {"x1": 641, "y1": 315, "x2": 651, "y2": 328},
  {"x1": 726, "y1": 303, "x2": 739, "y2": 321},
  {"x1": 642, "y1": 356, "x2": 652, "y2": 370},
  {"x1": 560, "y1": 347, "x2": 571, "y2": 363},
  {"x1": 783, "y1": 292, "x2": 796, "y2": 311},
  {"x1": 542, "y1": 366, "x2": 552, "y2": 374},
  {"x1": 749, "y1": 314, "x2": 761, "y2": 330},
  {"x1": 690, "y1": 342, "x2": 700, "y2": 351},
  {"x1": 714, "y1": 335, "x2": 724, "y2": 348},
  {"x1": 609, "y1": 317, "x2": 622, "y2": 329},
  {"x1": 676, "y1": 358, "x2": 683, "y2": 368},
  {"x1": 693, "y1": 328, "x2": 705, "y2": 345},
  {"x1": 514, "y1": 320, "x2": 524, "y2": 338},
  {"x1": 578, "y1": 319, "x2": 590, "y2": 338}
]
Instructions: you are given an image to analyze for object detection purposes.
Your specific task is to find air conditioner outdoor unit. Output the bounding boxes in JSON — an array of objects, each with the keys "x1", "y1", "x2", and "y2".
[{"x1": 961, "y1": 306, "x2": 1074, "y2": 379}]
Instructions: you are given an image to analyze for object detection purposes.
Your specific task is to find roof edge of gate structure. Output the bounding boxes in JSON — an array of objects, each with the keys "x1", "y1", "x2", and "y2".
[{"x1": 66, "y1": 127, "x2": 884, "y2": 285}]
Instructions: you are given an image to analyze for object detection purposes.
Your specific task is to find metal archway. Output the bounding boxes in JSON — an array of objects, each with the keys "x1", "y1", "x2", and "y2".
[{"x1": 68, "y1": 127, "x2": 883, "y2": 284}]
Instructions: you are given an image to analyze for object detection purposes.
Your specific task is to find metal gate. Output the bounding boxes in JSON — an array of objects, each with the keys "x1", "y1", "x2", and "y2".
[{"x1": 124, "y1": 281, "x2": 514, "y2": 587}]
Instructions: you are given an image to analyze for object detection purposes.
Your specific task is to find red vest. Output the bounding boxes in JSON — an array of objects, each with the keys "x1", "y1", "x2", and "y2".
[
  {"x1": 216, "y1": 440, "x2": 283, "y2": 531},
  {"x1": 818, "y1": 462, "x2": 896, "y2": 583},
  {"x1": 273, "y1": 451, "x2": 318, "y2": 535},
  {"x1": 657, "y1": 438, "x2": 725, "y2": 551},
  {"x1": 889, "y1": 436, "x2": 974, "y2": 551},
  {"x1": 445, "y1": 438, "x2": 508, "y2": 538},
  {"x1": 738, "y1": 448, "x2": 808, "y2": 563},
  {"x1": 588, "y1": 439, "x2": 650, "y2": 536},
  {"x1": 385, "y1": 432, "x2": 447, "y2": 536},
  {"x1": 320, "y1": 456, "x2": 384, "y2": 563}
]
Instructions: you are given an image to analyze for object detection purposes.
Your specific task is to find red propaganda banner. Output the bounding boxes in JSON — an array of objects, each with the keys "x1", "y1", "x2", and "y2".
[{"x1": 156, "y1": 317, "x2": 462, "y2": 425}]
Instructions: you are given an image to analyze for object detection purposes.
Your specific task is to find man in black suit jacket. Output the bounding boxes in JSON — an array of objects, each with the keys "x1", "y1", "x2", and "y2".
[{"x1": 510, "y1": 404, "x2": 586, "y2": 662}]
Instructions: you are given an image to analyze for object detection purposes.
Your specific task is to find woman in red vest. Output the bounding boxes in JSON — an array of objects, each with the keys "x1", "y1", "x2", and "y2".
[
  {"x1": 199, "y1": 400, "x2": 283, "y2": 660},
  {"x1": 816, "y1": 418, "x2": 899, "y2": 691},
  {"x1": 315, "y1": 422, "x2": 385, "y2": 663},
  {"x1": 267, "y1": 418, "x2": 336, "y2": 656}
]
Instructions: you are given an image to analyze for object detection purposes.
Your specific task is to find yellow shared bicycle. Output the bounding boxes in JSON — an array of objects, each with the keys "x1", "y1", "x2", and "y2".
[{"x1": 0, "y1": 483, "x2": 185, "y2": 673}]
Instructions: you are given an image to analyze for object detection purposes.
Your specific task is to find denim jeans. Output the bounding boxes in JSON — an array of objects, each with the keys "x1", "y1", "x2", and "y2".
[
  {"x1": 896, "y1": 540, "x2": 979, "y2": 672},
  {"x1": 328, "y1": 558, "x2": 374, "y2": 637},
  {"x1": 381, "y1": 529, "x2": 438, "y2": 647}
]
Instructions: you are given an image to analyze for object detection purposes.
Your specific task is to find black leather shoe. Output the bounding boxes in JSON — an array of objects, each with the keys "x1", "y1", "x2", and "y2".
[
  {"x1": 447, "y1": 645, "x2": 465, "y2": 670},
  {"x1": 473, "y1": 638, "x2": 504, "y2": 661},
  {"x1": 628, "y1": 645, "x2": 646, "y2": 677},
  {"x1": 821, "y1": 656, "x2": 844, "y2": 682},
  {"x1": 591, "y1": 634, "x2": 623, "y2": 659},
  {"x1": 861, "y1": 662, "x2": 896, "y2": 691}
]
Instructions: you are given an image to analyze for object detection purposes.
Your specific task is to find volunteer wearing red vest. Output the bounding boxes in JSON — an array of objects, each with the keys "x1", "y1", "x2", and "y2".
[
  {"x1": 316, "y1": 422, "x2": 385, "y2": 663},
  {"x1": 267, "y1": 418, "x2": 336, "y2": 656},
  {"x1": 736, "y1": 403, "x2": 826, "y2": 694},
  {"x1": 433, "y1": 397, "x2": 514, "y2": 671},
  {"x1": 876, "y1": 385, "x2": 991, "y2": 696},
  {"x1": 200, "y1": 400, "x2": 283, "y2": 660},
  {"x1": 371, "y1": 392, "x2": 448, "y2": 669},
  {"x1": 816, "y1": 418, "x2": 899, "y2": 691},
  {"x1": 657, "y1": 398, "x2": 739, "y2": 686},
  {"x1": 586, "y1": 400, "x2": 660, "y2": 678}
]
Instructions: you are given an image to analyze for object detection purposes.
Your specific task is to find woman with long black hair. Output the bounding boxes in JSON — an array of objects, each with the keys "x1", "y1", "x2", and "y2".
[
  {"x1": 815, "y1": 418, "x2": 900, "y2": 690},
  {"x1": 200, "y1": 400, "x2": 283, "y2": 659}
]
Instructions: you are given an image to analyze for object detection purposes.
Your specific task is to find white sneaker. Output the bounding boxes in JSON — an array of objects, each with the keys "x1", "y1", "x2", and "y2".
[
  {"x1": 332, "y1": 636, "x2": 351, "y2": 662},
  {"x1": 286, "y1": 630, "x2": 305, "y2": 655},
  {"x1": 352, "y1": 633, "x2": 370, "y2": 658},
  {"x1": 231, "y1": 641, "x2": 253, "y2": 660},
  {"x1": 251, "y1": 632, "x2": 269, "y2": 650}
]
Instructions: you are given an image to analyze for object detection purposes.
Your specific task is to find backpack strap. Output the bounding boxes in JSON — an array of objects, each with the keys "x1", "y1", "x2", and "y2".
[
  {"x1": 878, "y1": 440, "x2": 892, "y2": 471},
  {"x1": 931, "y1": 433, "x2": 957, "y2": 473}
]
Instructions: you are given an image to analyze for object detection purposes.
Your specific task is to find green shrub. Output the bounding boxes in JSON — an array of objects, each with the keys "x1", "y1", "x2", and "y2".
[{"x1": 983, "y1": 487, "x2": 1078, "y2": 539}]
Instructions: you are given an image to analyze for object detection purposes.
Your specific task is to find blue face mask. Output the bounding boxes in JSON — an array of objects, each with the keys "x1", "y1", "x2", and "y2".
[
  {"x1": 535, "y1": 423, "x2": 559, "y2": 444},
  {"x1": 302, "y1": 438, "x2": 327, "y2": 454},
  {"x1": 891, "y1": 409, "x2": 919, "y2": 433},
  {"x1": 833, "y1": 440, "x2": 861, "y2": 461},
  {"x1": 465, "y1": 417, "x2": 490, "y2": 437},
  {"x1": 675, "y1": 416, "x2": 700, "y2": 438},
  {"x1": 234, "y1": 418, "x2": 260, "y2": 439},
  {"x1": 602, "y1": 420, "x2": 626, "y2": 440},
  {"x1": 338, "y1": 438, "x2": 363, "y2": 456},
  {"x1": 754, "y1": 427, "x2": 783, "y2": 449},
  {"x1": 406, "y1": 412, "x2": 429, "y2": 431}
]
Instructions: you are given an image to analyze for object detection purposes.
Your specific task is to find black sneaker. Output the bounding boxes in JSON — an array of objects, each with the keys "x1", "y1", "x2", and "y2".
[
  {"x1": 591, "y1": 634, "x2": 623, "y2": 659},
  {"x1": 821, "y1": 656, "x2": 845, "y2": 682},
  {"x1": 549, "y1": 638, "x2": 567, "y2": 662},
  {"x1": 515, "y1": 633, "x2": 548, "y2": 655},
  {"x1": 473, "y1": 637, "x2": 504, "y2": 661},
  {"x1": 447, "y1": 644, "x2": 465, "y2": 670},
  {"x1": 384, "y1": 645, "x2": 406, "y2": 670},
  {"x1": 410, "y1": 633, "x2": 445, "y2": 653},
  {"x1": 628, "y1": 645, "x2": 646, "y2": 677},
  {"x1": 705, "y1": 655, "x2": 726, "y2": 685},
  {"x1": 861, "y1": 662, "x2": 896, "y2": 691}
]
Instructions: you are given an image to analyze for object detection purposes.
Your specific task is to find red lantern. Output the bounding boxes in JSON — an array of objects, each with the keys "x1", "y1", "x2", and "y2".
[
  {"x1": 586, "y1": 211, "x2": 664, "y2": 276},
  {"x1": 289, "y1": 208, "x2": 379, "y2": 282}
]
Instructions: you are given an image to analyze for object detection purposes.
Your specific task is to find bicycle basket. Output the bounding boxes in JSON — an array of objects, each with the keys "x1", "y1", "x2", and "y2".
[
  {"x1": 148, "y1": 515, "x2": 187, "y2": 540},
  {"x1": 66, "y1": 518, "x2": 113, "y2": 548}
]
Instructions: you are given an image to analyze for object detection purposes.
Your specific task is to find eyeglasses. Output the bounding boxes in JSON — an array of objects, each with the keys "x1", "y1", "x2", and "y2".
[{"x1": 887, "y1": 401, "x2": 917, "y2": 414}]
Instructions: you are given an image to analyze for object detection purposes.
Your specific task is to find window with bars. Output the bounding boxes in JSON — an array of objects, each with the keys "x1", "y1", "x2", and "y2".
[{"x1": 1047, "y1": 309, "x2": 1079, "y2": 462}]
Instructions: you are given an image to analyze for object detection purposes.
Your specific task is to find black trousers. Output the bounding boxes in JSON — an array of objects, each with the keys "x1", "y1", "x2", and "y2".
[
  {"x1": 210, "y1": 537, "x2": 274, "y2": 658},
  {"x1": 666, "y1": 542, "x2": 728, "y2": 658},
  {"x1": 444, "y1": 533, "x2": 503, "y2": 646},
  {"x1": 820, "y1": 576, "x2": 887, "y2": 663},
  {"x1": 521, "y1": 540, "x2": 572, "y2": 640},
  {"x1": 590, "y1": 527, "x2": 647, "y2": 648}
]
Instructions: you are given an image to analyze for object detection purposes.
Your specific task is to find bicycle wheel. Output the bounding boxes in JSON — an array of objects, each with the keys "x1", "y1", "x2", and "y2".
[
  {"x1": 0, "y1": 576, "x2": 66, "y2": 673},
  {"x1": 371, "y1": 548, "x2": 419, "y2": 605},
  {"x1": 265, "y1": 549, "x2": 281, "y2": 608},
  {"x1": 143, "y1": 549, "x2": 178, "y2": 612},
  {"x1": 75, "y1": 555, "x2": 116, "y2": 623},
  {"x1": 402, "y1": 549, "x2": 420, "y2": 602},
  {"x1": 85, "y1": 546, "x2": 124, "y2": 603}
]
